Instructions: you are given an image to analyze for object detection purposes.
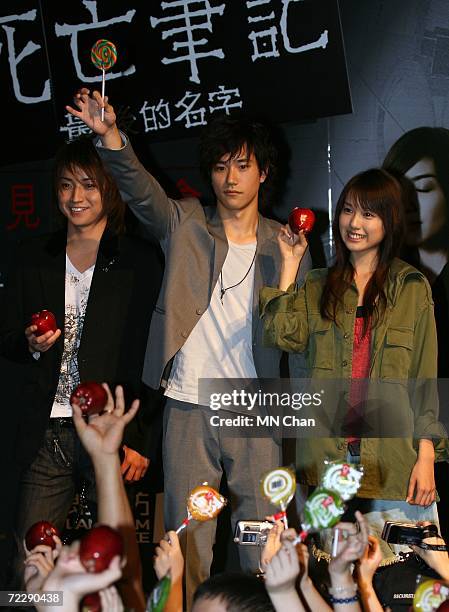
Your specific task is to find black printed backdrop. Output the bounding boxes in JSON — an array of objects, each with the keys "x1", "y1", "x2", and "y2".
[{"x1": 2, "y1": 0, "x2": 350, "y2": 166}]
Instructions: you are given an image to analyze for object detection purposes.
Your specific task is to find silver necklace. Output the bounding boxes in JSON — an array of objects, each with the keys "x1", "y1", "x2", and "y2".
[{"x1": 219, "y1": 249, "x2": 257, "y2": 304}]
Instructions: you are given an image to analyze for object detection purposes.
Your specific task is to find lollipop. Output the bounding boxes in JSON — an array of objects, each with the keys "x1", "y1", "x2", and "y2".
[
  {"x1": 303, "y1": 488, "x2": 345, "y2": 531},
  {"x1": 293, "y1": 487, "x2": 345, "y2": 544},
  {"x1": 261, "y1": 467, "x2": 296, "y2": 528},
  {"x1": 413, "y1": 578, "x2": 449, "y2": 611},
  {"x1": 321, "y1": 460, "x2": 364, "y2": 501},
  {"x1": 175, "y1": 483, "x2": 226, "y2": 534},
  {"x1": 90, "y1": 39, "x2": 117, "y2": 121},
  {"x1": 147, "y1": 575, "x2": 171, "y2": 612}
]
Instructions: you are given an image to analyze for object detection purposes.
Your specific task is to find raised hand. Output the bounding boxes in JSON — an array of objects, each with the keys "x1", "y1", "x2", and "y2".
[
  {"x1": 66, "y1": 88, "x2": 116, "y2": 136},
  {"x1": 277, "y1": 224, "x2": 308, "y2": 262},
  {"x1": 411, "y1": 522, "x2": 449, "y2": 581},
  {"x1": 329, "y1": 511, "x2": 369, "y2": 576},
  {"x1": 37, "y1": 541, "x2": 122, "y2": 612},
  {"x1": 264, "y1": 540, "x2": 300, "y2": 591},
  {"x1": 154, "y1": 531, "x2": 184, "y2": 582},
  {"x1": 72, "y1": 384, "x2": 139, "y2": 459},
  {"x1": 357, "y1": 535, "x2": 382, "y2": 585},
  {"x1": 23, "y1": 535, "x2": 62, "y2": 594},
  {"x1": 261, "y1": 520, "x2": 284, "y2": 566}
]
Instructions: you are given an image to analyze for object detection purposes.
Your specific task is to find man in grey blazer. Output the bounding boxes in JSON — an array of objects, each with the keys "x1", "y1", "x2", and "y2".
[{"x1": 68, "y1": 90, "x2": 311, "y2": 607}]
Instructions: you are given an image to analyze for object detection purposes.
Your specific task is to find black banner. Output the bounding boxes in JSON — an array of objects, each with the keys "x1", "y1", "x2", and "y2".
[{"x1": 1, "y1": 0, "x2": 351, "y2": 165}]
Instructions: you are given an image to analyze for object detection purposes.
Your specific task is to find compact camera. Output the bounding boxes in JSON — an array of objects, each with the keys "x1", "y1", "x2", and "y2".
[
  {"x1": 233, "y1": 520, "x2": 274, "y2": 546},
  {"x1": 381, "y1": 521, "x2": 438, "y2": 545}
]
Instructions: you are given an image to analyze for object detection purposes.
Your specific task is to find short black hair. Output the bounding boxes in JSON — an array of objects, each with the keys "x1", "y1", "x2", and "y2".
[
  {"x1": 199, "y1": 114, "x2": 279, "y2": 208},
  {"x1": 193, "y1": 572, "x2": 275, "y2": 612}
]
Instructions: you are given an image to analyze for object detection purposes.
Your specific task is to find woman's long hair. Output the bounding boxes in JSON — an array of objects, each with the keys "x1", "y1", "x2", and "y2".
[
  {"x1": 54, "y1": 136, "x2": 125, "y2": 234},
  {"x1": 321, "y1": 169, "x2": 405, "y2": 333}
]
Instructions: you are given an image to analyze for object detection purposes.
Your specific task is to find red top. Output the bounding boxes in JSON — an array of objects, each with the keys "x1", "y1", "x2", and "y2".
[{"x1": 346, "y1": 308, "x2": 371, "y2": 442}]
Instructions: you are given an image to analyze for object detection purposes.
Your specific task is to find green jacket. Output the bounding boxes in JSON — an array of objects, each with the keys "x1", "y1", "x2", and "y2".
[{"x1": 260, "y1": 258, "x2": 447, "y2": 499}]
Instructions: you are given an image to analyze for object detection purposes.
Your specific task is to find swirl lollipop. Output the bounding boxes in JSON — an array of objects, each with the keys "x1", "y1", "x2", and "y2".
[
  {"x1": 261, "y1": 467, "x2": 296, "y2": 528},
  {"x1": 175, "y1": 483, "x2": 226, "y2": 534},
  {"x1": 413, "y1": 578, "x2": 449, "y2": 611},
  {"x1": 292, "y1": 487, "x2": 345, "y2": 544},
  {"x1": 90, "y1": 39, "x2": 117, "y2": 121},
  {"x1": 321, "y1": 460, "x2": 364, "y2": 501}
]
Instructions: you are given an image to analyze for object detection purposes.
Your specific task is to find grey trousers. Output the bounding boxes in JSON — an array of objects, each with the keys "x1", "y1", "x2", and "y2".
[
  {"x1": 163, "y1": 398, "x2": 281, "y2": 609},
  {"x1": 12, "y1": 421, "x2": 96, "y2": 589}
]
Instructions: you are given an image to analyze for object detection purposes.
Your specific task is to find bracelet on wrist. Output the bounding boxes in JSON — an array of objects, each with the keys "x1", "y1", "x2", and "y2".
[
  {"x1": 329, "y1": 594, "x2": 359, "y2": 605},
  {"x1": 328, "y1": 583, "x2": 358, "y2": 596}
]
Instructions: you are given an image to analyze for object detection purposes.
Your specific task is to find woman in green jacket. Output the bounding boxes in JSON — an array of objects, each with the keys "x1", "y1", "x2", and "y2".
[{"x1": 260, "y1": 168, "x2": 446, "y2": 560}]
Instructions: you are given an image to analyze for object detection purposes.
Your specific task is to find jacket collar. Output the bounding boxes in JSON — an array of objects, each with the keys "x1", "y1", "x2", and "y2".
[
  {"x1": 45, "y1": 226, "x2": 120, "y2": 260},
  {"x1": 385, "y1": 258, "x2": 427, "y2": 307},
  {"x1": 204, "y1": 205, "x2": 275, "y2": 248}
]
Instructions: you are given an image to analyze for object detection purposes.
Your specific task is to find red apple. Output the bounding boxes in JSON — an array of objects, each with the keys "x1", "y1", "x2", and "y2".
[
  {"x1": 30, "y1": 310, "x2": 57, "y2": 335},
  {"x1": 81, "y1": 592, "x2": 101, "y2": 612},
  {"x1": 70, "y1": 382, "x2": 108, "y2": 416},
  {"x1": 25, "y1": 520, "x2": 60, "y2": 551},
  {"x1": 288, "y1": 207, "x2": 316, "y2": 235},
  {"x1": 79, "y1": 525, "x2": 123, "y2": 573},
  {"x1": 437, "y1": 602, "x2": 449, "y2": 611}
]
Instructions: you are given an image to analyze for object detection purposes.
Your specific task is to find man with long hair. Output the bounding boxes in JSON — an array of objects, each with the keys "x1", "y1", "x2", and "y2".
[{"x1": 0, "y1": 137, "x2": 162, "y2": 587}]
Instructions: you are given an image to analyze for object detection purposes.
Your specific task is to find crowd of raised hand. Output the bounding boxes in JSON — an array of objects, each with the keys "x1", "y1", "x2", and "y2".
[{"x1": 20, "y1": 393, "x2": 449, "y2": 612}]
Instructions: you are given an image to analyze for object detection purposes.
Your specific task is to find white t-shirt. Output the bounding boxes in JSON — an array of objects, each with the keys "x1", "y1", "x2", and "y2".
[
  {"x1": 50, "y1": 255, "x2": 95, "y2": 418},
  {"x1": 166, "y1": 241, "x2": 258, "y2": 405}
]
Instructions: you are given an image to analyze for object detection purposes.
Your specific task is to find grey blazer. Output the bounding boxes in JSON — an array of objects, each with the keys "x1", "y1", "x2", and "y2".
[{"x1": 98, "y1": 140, "x2": 311, "y2": 390}]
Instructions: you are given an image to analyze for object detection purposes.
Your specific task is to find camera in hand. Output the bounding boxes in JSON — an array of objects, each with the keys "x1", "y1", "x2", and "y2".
[
  {"x1": 234, "y1": 520, "x2": 273, "y2": 546},
  {"x1": 381, "y1": 521, "x2": 438, "y2": 545}
]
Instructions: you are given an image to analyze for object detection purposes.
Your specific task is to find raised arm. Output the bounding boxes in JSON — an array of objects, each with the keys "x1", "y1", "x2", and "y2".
[
  {"x1": 277, "y1": 225, "x2": 309, "y2": 291},
  {"x1": 72, "y1": 385, "x2": 145, "y2": 612},
  {"x1": 66, "y1": 89, "x2": 194, "y2": 241}
]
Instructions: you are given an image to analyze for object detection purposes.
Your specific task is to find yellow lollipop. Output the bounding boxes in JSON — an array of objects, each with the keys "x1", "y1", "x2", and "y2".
[{"x1": 261, "y1": 467, "x2": 296, "y2": 528}]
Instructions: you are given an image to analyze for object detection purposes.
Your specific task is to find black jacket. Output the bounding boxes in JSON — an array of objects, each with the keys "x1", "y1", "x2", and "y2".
[{"x1": 0, "y1": 228, "x2": 163, "y2": 466}]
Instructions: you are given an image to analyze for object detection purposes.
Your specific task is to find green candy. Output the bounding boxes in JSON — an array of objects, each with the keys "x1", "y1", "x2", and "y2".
[
  {"x1": 303, "y1": 487, "x2": 345, "y2": 530},
  {"x1": 147, "y1": 575, "x2": 171, "y2": 612}
]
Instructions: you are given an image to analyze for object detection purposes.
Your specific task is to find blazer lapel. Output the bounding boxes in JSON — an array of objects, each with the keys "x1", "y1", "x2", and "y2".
[
  {"x1": 79, "y1": 231, "x2": 129, "y2": 357},
  {"x1": 206, "y1": 206, "x2": 228, "y2": 300}
]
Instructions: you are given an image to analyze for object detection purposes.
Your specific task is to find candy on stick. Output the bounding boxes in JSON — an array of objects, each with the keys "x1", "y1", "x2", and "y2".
[
  {"x1": 292, "y1": 488, "x2": 346, "y2": 544},
  {"x1": 147, "y1": 575, "x2": 171, "y2": 612},
  {"x1": 303, "y1": 488, "x2": 344, "y2": 537},
  {"x1": 292, "y1": 460, "x2": 363, "y2": 545},
  {"x1": 413, "y1": 577, "x2": 449, "y2": 611},
  {"x1": 261, "y1": 467, "x2": 296, "y2": 529},
  {"x1": 175, "y1": 483, "x2": 226, "y2": 535},
  {"x1": 90, "y1": 39, "x2": 117, "y2": 121},
  {"x1": 321, "y1": 460, "x2": 364, "y2": 501}
]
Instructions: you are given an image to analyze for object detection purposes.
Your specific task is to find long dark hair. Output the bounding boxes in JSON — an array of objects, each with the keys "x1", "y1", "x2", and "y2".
[
  {"x1": 383, "y1": 127, "x2": 449, "y2": 252},
  {"x1": 54, "y1": 137, "x2": 125, "y2": 234},
  {"x1": 383, "y1": 127, "x2": 449, "y2": 205},
  {"x1": 321, "y1": 169, "x2": 405, "y2": 332}
]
